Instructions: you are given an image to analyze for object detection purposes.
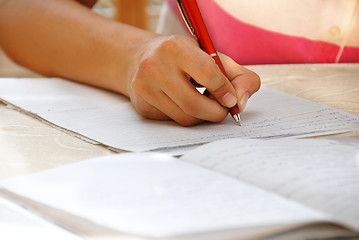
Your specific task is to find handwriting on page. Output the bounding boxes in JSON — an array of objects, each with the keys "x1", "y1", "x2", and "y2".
[
  {"x1": 181, "y1": 138, "x2": 359, "y2": 230},
  {"x1": 0, "y1": 78, "x2": 358, "y2": 152}
]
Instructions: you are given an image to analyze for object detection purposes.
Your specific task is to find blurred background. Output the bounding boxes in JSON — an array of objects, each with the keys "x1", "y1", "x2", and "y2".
[{"x1": 0, "y1": 0, "x2": 165, "y2": 77}]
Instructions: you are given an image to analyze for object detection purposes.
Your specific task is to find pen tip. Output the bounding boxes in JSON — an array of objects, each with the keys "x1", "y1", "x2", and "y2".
[{"x1": 232, "y1": 113, "x2": 241, "y2": 126}]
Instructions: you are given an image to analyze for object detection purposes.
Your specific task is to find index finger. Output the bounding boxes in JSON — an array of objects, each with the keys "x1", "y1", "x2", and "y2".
[{"x1": 172, "y1": 36, "x2": 239, "y2": 109}]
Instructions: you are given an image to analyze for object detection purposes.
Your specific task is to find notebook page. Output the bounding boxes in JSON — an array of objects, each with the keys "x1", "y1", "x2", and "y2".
[
  {"x1": 181, "y1": 138, "x2": 359, "y2": 230},
  {"x1": 0, "y1": 196, "x2": 83, "y2": 240},
  {"x1": 1, "y1": 153, "x2": 326, "y2": 238},
  {"x1": 0, "y1": 78, "x2": 358, "y2": 152}
]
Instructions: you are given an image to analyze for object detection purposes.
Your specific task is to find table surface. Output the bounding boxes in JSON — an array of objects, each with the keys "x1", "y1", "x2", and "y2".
[{"x1": 0, "y1": 63, "x2": 358, "y2": 179}]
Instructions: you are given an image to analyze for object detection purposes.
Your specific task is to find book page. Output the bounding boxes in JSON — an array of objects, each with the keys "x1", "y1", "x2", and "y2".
[
  {"x1": 1, "y1": 153, "x2": 326, "y2": 238},
  {"x1": 0, "y1": 78, "x2": 359, "y2": 152},
  {"x1": 181, "y1": 138, "x2": 359, "y2": 231}
]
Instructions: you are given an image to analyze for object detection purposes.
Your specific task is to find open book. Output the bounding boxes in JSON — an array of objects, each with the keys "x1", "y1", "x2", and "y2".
[{"x1": 1, "y1": 138, "x2": 359, "y2": 240}]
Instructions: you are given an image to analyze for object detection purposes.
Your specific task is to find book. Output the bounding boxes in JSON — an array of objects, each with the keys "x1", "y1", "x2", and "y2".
[{"x1": 1, "y1": 137, "x2": 358, "y2": 240}]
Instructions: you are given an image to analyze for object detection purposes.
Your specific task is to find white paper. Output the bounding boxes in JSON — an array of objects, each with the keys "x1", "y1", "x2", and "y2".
[
  {"x1": 181, "y1": 138, "x2": 359, "y2": 230},
  {"x1": 1, "y1": 153, "x2": 326, "y2": 238},
  {"x1": 0, "y1": 196, "x2": 83, "y2": 240},
  {"x1": 0, "y1": 78, "x2": 358, "y2": 152}
]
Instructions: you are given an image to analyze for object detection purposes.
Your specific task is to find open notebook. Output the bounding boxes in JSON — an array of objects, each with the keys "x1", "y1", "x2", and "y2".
[
  {"x1": 0, "y1": 78, "x2": 359, "y2": 153},
  {"x1": 0, "y1": 196, "x2": 83, "y2": 240},
  {"x1": 1, "y1": 138, "x2": 358, "y2": 240}
]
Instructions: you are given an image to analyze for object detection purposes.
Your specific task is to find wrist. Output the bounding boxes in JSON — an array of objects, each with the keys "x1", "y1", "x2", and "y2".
[{"x1": 103, "y1": 23, "x2": 159, "y2": 96}]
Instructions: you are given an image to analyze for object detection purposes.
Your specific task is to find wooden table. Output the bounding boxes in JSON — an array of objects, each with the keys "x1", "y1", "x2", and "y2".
[{"x1": 0, "y1": 64, "x2": 358, "y2": 180}]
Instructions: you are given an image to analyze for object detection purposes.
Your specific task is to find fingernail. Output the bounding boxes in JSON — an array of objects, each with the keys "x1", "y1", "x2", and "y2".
[
  {"x1": 222, "y1": 92, "x2": 237, "y2": 108},
  {"x1": 238, "y1": 92, "x2": 249, "y2": 112}
]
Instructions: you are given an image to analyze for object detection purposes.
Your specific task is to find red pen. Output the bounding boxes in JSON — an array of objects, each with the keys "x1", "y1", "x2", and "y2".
[{"x1": 176, "y1": 0, "x2": 241, "y2": 125}]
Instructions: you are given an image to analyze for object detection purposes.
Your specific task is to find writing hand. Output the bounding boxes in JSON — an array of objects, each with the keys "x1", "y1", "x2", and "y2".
[{"x1": 126, "y1": 34, "x2": 260, "y2": 126}]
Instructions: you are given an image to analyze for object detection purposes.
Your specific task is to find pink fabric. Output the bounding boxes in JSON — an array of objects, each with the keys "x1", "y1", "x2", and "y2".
[{"x1": 168, "y1": 0, "x2": 359, "y2": 65}]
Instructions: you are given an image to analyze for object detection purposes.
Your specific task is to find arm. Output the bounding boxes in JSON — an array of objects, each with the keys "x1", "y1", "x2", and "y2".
[
  {"x1": 0, "y1": 0, "x2": 144, "y2": 93},
  {"x1": 0, "y1": 0, "x2": 260, "y2": 126}
]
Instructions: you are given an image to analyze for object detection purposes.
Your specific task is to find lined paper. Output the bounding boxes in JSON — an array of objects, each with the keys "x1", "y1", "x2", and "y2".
[
  {"x1": 181, "y1": 138, "x2": 359, "y2": 231},
  {"x1": 0, "y1": 78, "x2": 358, "y2": 152},
  {"x1": 1, "y1": 153, "x2": 326, "y2": 238},
  {"x1": 0, "y1": 196, "x2": 83, "y2": 240}
]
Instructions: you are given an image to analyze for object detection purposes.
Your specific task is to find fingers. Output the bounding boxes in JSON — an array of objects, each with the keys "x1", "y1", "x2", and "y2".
[
  {"x1": 129, "y1": 37, "x2": 229, "y2": 126},
  {"x1": 129, "y1": 91, "x2": 170, "y2": 121},
  {"x1": 130, "y1": 84, "x2": 204, "y2": 127},
  {"x1": 127, "y1": 34, "x2": 260, "y2": 126},
  {"x1": 172, "y1": 38, "x2": 238, "y2": 109},
  {"x1": 162, "y1": 70, "x2": 229, "y2": 122},
  {"x1": 219, "y1": 53, "x2": 261, "y2": 112}
]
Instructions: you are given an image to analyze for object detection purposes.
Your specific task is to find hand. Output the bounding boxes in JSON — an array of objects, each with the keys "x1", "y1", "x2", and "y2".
[
  {"x1": 218, "y1": 53, "x2": 261, "y2": 113},
  {"x1": 125, "y1": 34, "x2": 260, "y2": 126},
  {"x1": 0, "y1": 0, "x2": 259, "y2": 127}
]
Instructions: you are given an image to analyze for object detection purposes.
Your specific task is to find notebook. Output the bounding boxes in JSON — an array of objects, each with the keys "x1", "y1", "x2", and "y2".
[
  {"x1": 1, "y1": 138, "x2": 358, "y2": 240},
  {"x1": 0, "y1": 196, "x2": 83, "y2": 240},
  {"x1": 0, "y1": 78, "x2": 359, "y2": 153}
]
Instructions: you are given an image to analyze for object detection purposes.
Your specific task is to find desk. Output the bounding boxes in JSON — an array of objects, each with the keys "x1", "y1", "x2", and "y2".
[{"x1": 0, "y1": 64, "x2": 358, "y2": 180}]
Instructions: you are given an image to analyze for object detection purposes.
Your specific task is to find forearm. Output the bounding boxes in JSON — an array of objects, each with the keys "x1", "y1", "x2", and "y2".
[
  {"x1": 0, "y1": 0, "x2": 260, "y2": 126},
  {"x1": 0, "y1": 0, "x2": 156, "y2": 95}
]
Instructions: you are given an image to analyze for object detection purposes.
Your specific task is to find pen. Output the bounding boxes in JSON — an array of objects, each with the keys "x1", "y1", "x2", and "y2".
[{"x1": 176, "y1": 0, "x2": 241, "y2": 125}]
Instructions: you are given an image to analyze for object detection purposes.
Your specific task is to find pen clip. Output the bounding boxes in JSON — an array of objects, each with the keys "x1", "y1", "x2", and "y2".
[{"x1": 176, "y1": 0, "x2": 195, "y2": 36}]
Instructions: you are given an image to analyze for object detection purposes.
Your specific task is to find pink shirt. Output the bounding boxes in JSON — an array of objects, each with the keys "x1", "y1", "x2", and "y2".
[{"x1": 168, "y1": 0, "x2": 359, "y2": 65}]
